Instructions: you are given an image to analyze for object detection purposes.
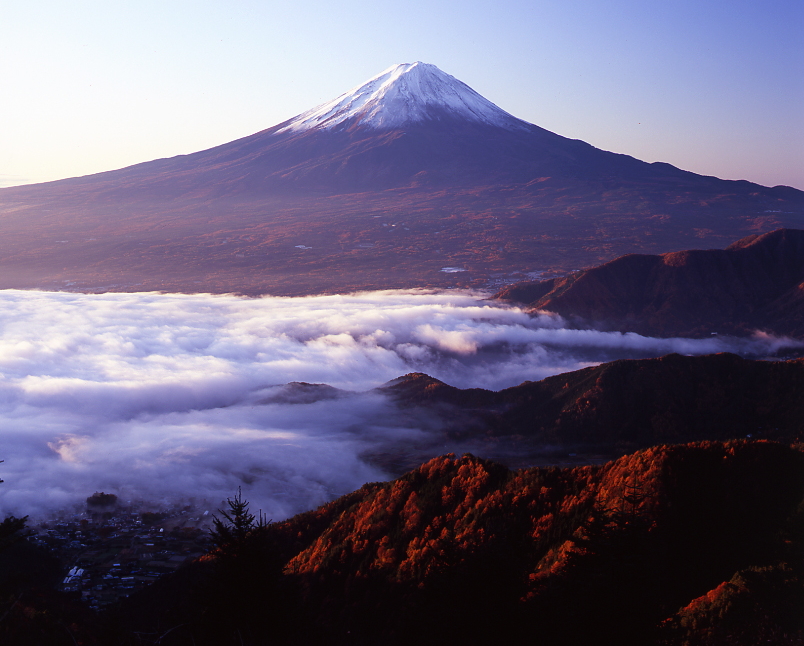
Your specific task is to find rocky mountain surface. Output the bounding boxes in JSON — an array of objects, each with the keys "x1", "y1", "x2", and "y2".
[
  {"x1": 496, "y1": 228, "x2": 804, "y2": 338},
  {"x1": 0, "y1": 63, "x2": 801, "y2": 295}
]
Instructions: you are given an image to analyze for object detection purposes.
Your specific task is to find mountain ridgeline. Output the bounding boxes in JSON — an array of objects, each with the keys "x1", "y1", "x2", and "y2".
[
  {"x1": 0, "y1": 63, "x2": 779, "y2": 197},
  {"x1": 5, "y1": 352, "x2": 803, "y2": 644},
  {"x1": 380, "y1": 352, "x2": 804, "y2": 463},
  {"x1": 496, "y1": 228, "x2": 804, "y2": 338},
  {"x1": 109, "y1": 441, "x2": 804, "y2": 645},
  {"x1": 235, "y1": 352, "x2": 804, "y2": 476},
  {"x1": 0, "y1": 63, "x2": 801, "y2": 295}
]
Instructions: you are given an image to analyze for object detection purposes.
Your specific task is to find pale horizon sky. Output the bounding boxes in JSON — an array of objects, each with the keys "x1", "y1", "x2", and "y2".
[{"x1": 1, "y1": 0, "x2": 802, "y2": 190}]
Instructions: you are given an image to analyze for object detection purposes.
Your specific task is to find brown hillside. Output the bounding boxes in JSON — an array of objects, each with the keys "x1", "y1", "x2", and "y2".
[
  {"x1": 496, "y1": 228, "x2": 804, "y2": 337},
  {"x1": 1, "y1": 91, "x2": 802, "y2": 298},
  {"x1": 113, "y1": 441, "x2": 804, "y2": 646}
]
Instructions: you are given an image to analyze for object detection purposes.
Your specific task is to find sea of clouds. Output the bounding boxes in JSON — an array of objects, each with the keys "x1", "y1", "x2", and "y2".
[{"x1": 0, "y1": 289, "x2": 797, "y2": 521}]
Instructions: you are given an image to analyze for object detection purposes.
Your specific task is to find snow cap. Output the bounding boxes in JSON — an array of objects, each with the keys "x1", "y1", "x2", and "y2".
[{"x1": 280, "y1": 62, "x2": 525, "y2": 133}]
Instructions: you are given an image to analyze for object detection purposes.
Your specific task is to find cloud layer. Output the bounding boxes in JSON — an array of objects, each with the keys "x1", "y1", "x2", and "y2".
[{"x1": 0, "y1": 289, "x2": 796, "y2": 520}]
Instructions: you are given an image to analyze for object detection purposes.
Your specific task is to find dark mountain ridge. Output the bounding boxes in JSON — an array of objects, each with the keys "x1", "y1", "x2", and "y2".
[
  {"x1": 225, "y1": 353, "x2": 804, "y2": 475},
  {"x1": 4, "y1": 350, "x2": 804, "y2": 642},
  {"x1": 375, "y1": 353, "x2": 804, "y2": 469},
  {"x1": 496, "y1": 228, "x2": 804, "y2": 338}
]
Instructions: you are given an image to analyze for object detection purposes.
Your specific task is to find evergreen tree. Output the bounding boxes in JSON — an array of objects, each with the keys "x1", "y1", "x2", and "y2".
[
  {"x1": 0, "y1": 515, "x2": 27, "y2": 553},
  {"x1": 210, "y1": 487, "x2": 260, "y2": 549},
  {"x1": 0, "y1": 460, "x2": 28, "y2": 552}
]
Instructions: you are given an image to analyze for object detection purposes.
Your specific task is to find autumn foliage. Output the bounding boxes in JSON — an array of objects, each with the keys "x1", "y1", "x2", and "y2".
[{"x1": 107, "y1": 439, "x2": 804, "y2": 646}]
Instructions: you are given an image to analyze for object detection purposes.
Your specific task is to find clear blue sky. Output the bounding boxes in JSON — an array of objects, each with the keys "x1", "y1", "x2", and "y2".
[{"x1": 1, "y1": 0, "x2": 802, "y2": 189}]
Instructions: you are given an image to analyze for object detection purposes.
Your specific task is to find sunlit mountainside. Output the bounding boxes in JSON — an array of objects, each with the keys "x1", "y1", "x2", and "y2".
[
  {"x1": 95, "y1": 443, "x2": 804, "y2": 644},
  {"x1": 3, "y1": 349, "x2": 804, "y2": 643},
  {"x1": 0, "y1": 63, "x2": 801, "y2": 295}
]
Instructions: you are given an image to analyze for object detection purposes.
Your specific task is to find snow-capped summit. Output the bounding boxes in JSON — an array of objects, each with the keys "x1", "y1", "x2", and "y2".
[{"x1": 279, "y1": 62, "x2": 526, "y2": 133}]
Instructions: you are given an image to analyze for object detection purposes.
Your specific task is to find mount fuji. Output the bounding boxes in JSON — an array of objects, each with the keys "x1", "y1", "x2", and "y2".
[
  {"x1": 0, "y1": 62, "x2": 802, "y2": 295},
  {"x1": 16, "y1": 61, "x2": 711, "y2": 195}
]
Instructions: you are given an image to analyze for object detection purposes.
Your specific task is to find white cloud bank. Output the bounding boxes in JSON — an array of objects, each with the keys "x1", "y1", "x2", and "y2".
[{"x1": 0, "y1": 289, "x2": 797, "y2": 520}]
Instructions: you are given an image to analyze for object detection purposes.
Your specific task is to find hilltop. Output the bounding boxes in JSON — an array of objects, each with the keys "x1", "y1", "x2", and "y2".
[{"x1": 496, "y1": 228, "x2": 804, "y2": 338}]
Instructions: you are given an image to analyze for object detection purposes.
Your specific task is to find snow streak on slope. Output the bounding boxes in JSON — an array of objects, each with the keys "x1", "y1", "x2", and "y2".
[{"x1": 280, "y1": 62, "x2": 527, "y2": 133}]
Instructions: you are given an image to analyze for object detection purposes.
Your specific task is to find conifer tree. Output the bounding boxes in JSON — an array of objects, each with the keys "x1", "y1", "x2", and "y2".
[
  {"x1": 0, "y1": 460, "x2": 28, "y2": 552},
  {"x1": 210, "y1": 487, "x2": 258, "y2": 549}
]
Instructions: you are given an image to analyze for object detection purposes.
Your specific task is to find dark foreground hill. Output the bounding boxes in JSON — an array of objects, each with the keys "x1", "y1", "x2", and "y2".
[
  {"x1": 3, "y1": 351, "x2": 804, "y2": 643},
  {"x1": 370, "y1": 353, "x2": 804, "y2": 470},
  {"x1": 98, "y1": 441, "x2": 804, "y2": 645},
  {"x1": 238, "y1": 354, "x2": 804, "y2": 474},
  {"x1": 495, "y1": 228, "x2": 804, "y2": 338}
]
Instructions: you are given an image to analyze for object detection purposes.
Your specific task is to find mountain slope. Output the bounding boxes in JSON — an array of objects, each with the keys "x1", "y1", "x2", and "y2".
[
  {"x1": 496, "y1": 228, "x2": 804, "y2": 337},
  {"x1": 0, "y1": 63, "x2": 801, "y2": 295},
  {"x1": 231, "y1": 353, "x2": 804, "y2": 475},
  {"x1": 112, "y1": 441, "x2": 804, "y2": 646},
  {"x1": 0, "y1": 76, "x2": 720, "y2": 198},
  {"x1": 374, "y1": 353, "x2": 804, "y2": 470},
  {"x1": 0, "y1": 62, "x2": 729, "y2": 197}
]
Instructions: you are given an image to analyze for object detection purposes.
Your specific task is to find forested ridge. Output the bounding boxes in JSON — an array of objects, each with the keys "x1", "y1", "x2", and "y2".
[
  {"x1": 85, "y1": 439, "x2": 804, "y2": 645},
  {"x1": 495, "y1": 228, "x2": 804, "y2": 338},
  {"x1": 380, "y1": 353, "x2": 804, "y2": 467}
]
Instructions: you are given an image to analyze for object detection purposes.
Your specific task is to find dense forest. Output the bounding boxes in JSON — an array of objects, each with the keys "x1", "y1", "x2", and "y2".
[{"x1": 3, "y1": 439, "x2": 802, "y2": 645}]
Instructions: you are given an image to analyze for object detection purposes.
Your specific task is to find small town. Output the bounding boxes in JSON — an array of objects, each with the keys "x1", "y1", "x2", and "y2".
[{"x1": 30, "y1": 493, "x2": 212, "y2": 611}]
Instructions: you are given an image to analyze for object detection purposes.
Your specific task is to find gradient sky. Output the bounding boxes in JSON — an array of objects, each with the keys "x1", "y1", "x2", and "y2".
[{"x1": 1, "y1": 0, "x2": 802, "y2": 189}]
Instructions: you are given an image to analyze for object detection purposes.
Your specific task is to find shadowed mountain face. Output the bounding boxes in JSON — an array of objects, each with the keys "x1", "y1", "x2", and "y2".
[
  {"x1": 496, "y1": 228, "x2": 804, "y2": 338},
  {"x1": 1, "y1": 63, "x2": 802, "y2": 295},
  {"x1": 372, "y1": 353, "x2": 804, "y2": 470},
  {"x1": 209, "y1": 353, "x2": 804, "y2": 476}
]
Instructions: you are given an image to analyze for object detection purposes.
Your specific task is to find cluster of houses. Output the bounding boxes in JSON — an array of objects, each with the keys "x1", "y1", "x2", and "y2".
[{"x1": 31, "y1": 498, "x2": 212, "y2": 610}]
